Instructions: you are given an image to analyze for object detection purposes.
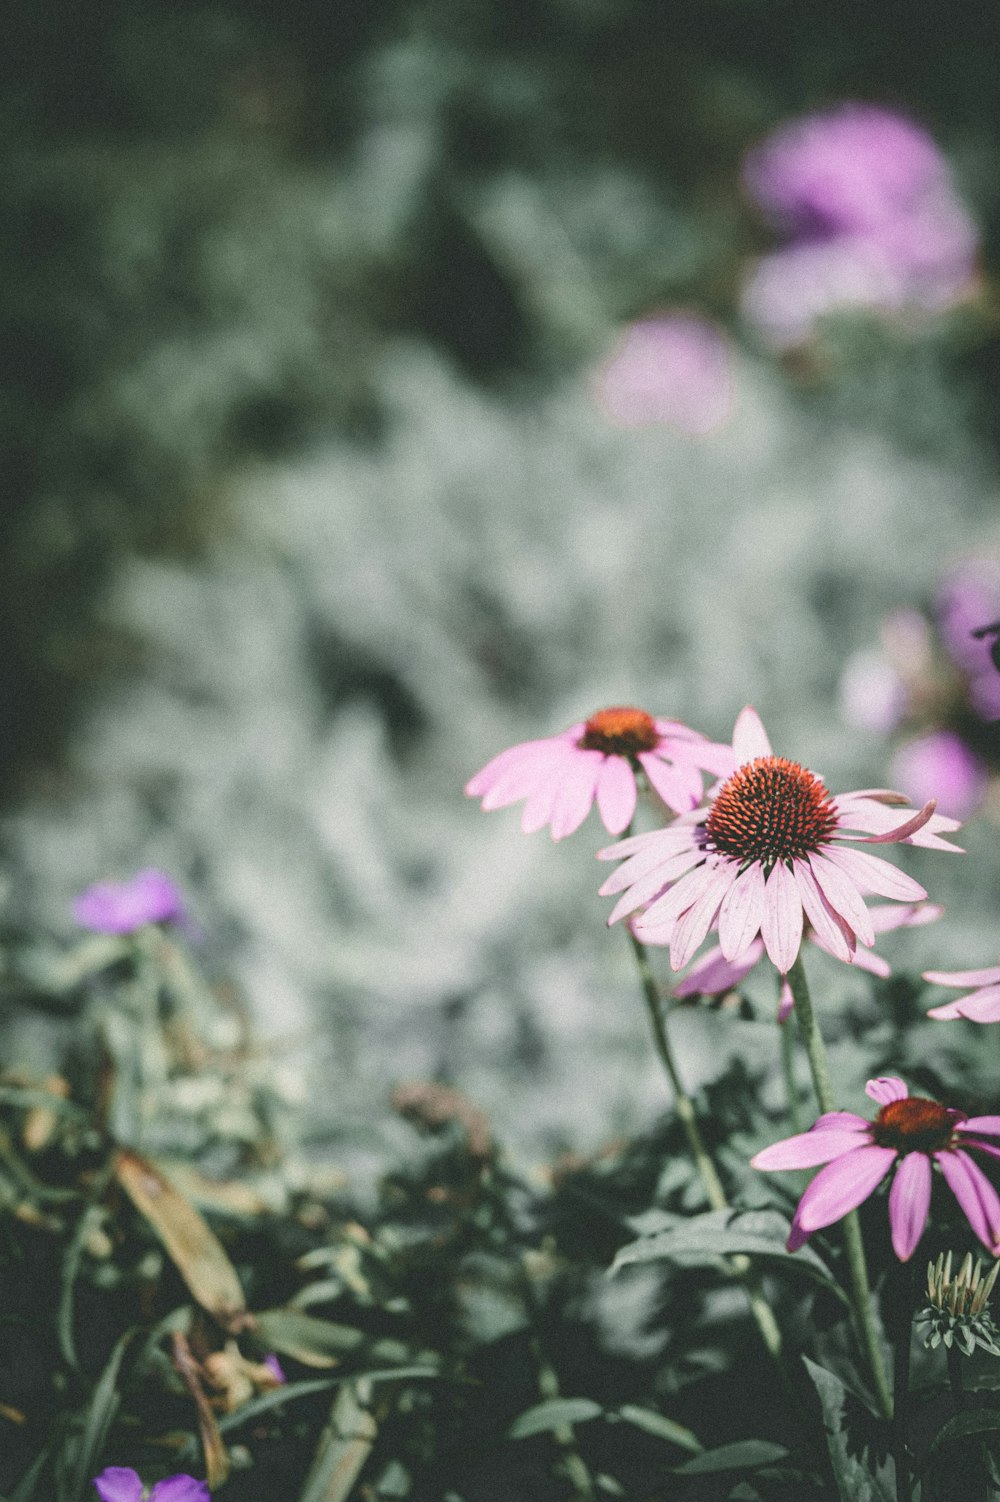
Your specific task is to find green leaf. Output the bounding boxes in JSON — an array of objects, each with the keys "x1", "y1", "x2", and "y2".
[
  {"x1": 252, "y1": 1308, "x2": 422, "y2": 1370},
  {"x1": 924, "y1": 1408, "x2": 1000, "y2": 1462},
  {"x1": 803, "y1": 1357, "x2": 893, "y2": 1502},
  {"x1": 507, "y1": 1398, "x2": 603, "y2": 1440},
  {"x1": 612, "y1": 1209, "x2": 848, "y2": 1303},
  {"x1": 613, "y1": 1403, "x2": 702, "y2": 1454},
  {"x1": 673, "y1": 1439, "x2": 789, "y2": 1474},
  {"x1": 298, "y1": 1380, "x2": 380, "y2": 1502},
  {"x1": 7, "y1": 1447, "x2": 53, "y2": 1502},
  {"x1": 56, "y1": 1332, "x2": 132, "y2": 1502}
]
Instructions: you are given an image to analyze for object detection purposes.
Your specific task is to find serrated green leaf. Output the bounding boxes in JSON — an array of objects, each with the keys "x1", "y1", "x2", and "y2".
[
  {"x1": 673, "y1": 1439, "x2": 789, "y2": 1474},
  {"x1": 613, "y1": 1403, "x2": 702, "y2": 1454},
  {"x1": 507, "y1": 1398, "x2": 603, "y2": 1440},
  {"x1": 803, "y1": 1357, "x2": 893, "y2": 1502},
  {"x1": 924, "y1": 1408, "x2": 1000, "y2": 1462}
]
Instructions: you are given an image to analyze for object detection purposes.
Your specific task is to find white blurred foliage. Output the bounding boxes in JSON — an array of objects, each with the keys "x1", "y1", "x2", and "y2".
[{"x1": 4, "y1": 339, "x2": 999, "y2": 1168}]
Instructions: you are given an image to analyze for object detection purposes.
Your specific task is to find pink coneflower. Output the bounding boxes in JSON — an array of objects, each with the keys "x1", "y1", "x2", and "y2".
[
  {"x1": 465, "y1": 708, "x2": 735, "y2": 840},
  {"x1": 594, "y1": 313, "x2": 734, "y2": 435},
  {"x1": 923, "y1": 960, "x2": 1000, "y2": 1022},
  {"x1": 752, "y1": 1076, "x2": 1000, "y2": 1261},
  {"x1": 675, "y1": 902, "x2": 943, "y2": 1021},
  {"x1": 599, "y1": 706, "x2": 962, "y2": 974}
]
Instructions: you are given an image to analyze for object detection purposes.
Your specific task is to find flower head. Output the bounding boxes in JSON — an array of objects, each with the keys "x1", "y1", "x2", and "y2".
[
  {"x1": 674, "y1": 900, "x2": 943, "y2": 1021},
  {"x1": 465, "y1": 708, "x2": 734, "y2": 840},
  {"x1": 73, "y1": 870, "x2": 185, "y2": 935},
  {"x1": 594, "y1": 313, "x2": 734, "y2": 435},
  {"x1": 923, "y1": 960, "x2": 1000, "y2": 1023},
  {"x1": 752, "y1": 1076, "x2": 1000, "y2": 1261},
  {"x1": 93, "y1": 1470, "x2": 209, "y2": 1502},
  {"x1": 741, "y1": 103, "x2": 978, "y2": 347},
  {"x1": 599, "y1": 706, "x2": 962, "y2": 974}
]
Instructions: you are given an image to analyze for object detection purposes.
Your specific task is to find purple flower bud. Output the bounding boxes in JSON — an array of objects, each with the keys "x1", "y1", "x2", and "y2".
[{"x1": 73, "y1": 869, "x2": 185, "y2": 935}]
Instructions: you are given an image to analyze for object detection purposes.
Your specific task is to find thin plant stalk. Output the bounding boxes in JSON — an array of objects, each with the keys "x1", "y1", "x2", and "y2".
[
  {"x1": 786, "y1": 952, "x2": 894, "y2": 1420},
  {"x1": 779, "y1": 990, "x2": 805, "y2": 1134},
  {"x1": 891, "y1": 1258, "x2": 913, "y2": 1502},
  {"x1": 628, "y1": 931, "x2": 784, "y2": 1366}
]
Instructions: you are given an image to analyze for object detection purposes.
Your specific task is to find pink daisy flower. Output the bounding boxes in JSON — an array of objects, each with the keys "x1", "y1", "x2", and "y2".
[
  {"x1": 923, "y1": 960, "x2": 1000, "y2": 1023},
  {"x1": 598, "y1": 706, "x2": 962, "y2": 974},
  {"x1": 751, "y1": 1076, "x2": 1000, "y2": 1262},
  {"x1": 465, "y1": 707, "x2": 735, "y2": 841},
  {"x1": 675, "y1": 901, "x2": 943, "y2": 1021}
]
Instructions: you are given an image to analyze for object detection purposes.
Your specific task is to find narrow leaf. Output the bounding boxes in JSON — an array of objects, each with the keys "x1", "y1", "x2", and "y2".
[
  {"x1": 298, "y1": 1381, "x2": 380, "y2": 1502},
  {"x1": 114, "y1": 1151, "x2": 247, "y2": 1329},
  {"x1": 507, "y1": 1398, "x2": 603, "y2": 1440},
  {"x1": 924, "y1": 1408, "x2": 1000, "y2": 1461},
  {"x1": 673, "y1": 1439, "x2": 789, "y2": 1474},
  {"x1": 614, "y1": 1403, "x2": 703, "y2": 1454},
  {"x1": 253, "y1": 1309, "x2": 418, "y2": 1370},
  {"x1": 803, "y1": 1357, "x2": 893, "y2": 1502}
]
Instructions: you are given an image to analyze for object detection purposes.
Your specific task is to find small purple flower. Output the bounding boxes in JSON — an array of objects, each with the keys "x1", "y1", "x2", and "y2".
[
  {"x1": 263, "y1": 1352, "x2": 287, "y2": 1384},
  {"x1": 594, "y1": 313, "x2": 734, "y2": 435},
  {"x1": 752, "y1": 1077, "x2": 1000, "y2": 1261},
  {"x1": 93, "y1": 1470, "x2": 209, "y2": 1502},
  {"x1": 73, "y1": 870, "x2": 185, "y2": 935},
  {"x1": 889, "y1": 730, "x2": 989, "y2": 822},
  {"x1": 936, "y1": 559, "x2": 1000, "y2": 719},
  {"x1": 741, "y1": 103, "x2": 978, "y2": 347}
]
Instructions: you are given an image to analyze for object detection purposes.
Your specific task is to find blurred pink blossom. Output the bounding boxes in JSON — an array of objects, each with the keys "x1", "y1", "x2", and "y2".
[
  {"x1": 741, "y1": 103, "x2": 978, "y2": 347},
  {"x1": 594, "y1": 314, "x2": 734, "y2": 434},
  {"x1": 936, "y1": 559, "x2": 1000, "y2": 719},
  {"x1": 73, "y1": 869, "x2": 185, "y2": 935},
  {"x1": 889, "y1": 731, "x2": 989, "y2": 822}
]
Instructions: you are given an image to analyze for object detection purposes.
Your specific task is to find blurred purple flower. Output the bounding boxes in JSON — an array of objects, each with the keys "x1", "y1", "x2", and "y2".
[
  {"x1": 73, "y1": 869, "x2": 185, "y2": 935},
  {"x1": 890, "y1": 730, "x2": 989, "y2": 822},
  {"x1": 93, "y1": 1470, "x2": 209, "y2": 1502},
  {"x1": 263, "y1": 1352, "x2": 287, "y2": 1384},
  {"x1": 936, "y1": 559, "x2": 1000, "y2": 718},
  {"x1": 838, "y1": 649, "x2": 909, "y2": 735},
  {"x1": 741, "y1": 103, "x2": 978, "y2": 347},
  {"x1": 594, "y1": 313, "x2": 734, "y2": 435}
]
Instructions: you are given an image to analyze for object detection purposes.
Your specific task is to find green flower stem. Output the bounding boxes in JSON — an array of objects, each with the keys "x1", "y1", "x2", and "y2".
[
  {"x1": 780, "y1": 995, "x2": 805, "y2": 1133},
  {"x1": 786, "y1": 952, "x2": 894, "y2": 1421},
  {"x1": 891, "y1": 1259, "x2": 914, "y2": 1502},
  {"x1": 628, "y1": 932, "x2": 784, "y2": 1367}
]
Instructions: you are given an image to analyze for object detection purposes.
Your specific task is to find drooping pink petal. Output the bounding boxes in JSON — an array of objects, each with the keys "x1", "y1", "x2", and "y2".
[
  {"x1": 673, "y1": 939, "x2": 764, "y2": 998},
  {"x1": 93, "y1": 1471, "x2": 145, "y2": 1502},
  {"x1": 759, "y1": 860, "x2": 804, "y2": 974},
  {"x1": 928, "y1": 986, "x2": 1000, "y2": 1023},
  {"x1": 789, "y1": 1144, "x2": 897, "y2": 1240},
  {"x1": 596, "y1": 821, "x2": 701, "y2": 863},
  {"x1": 958, "y1": 1118, "x2": 1000, "y2": 1139},
  {"x1": 888, "y1": 1151, "x2": 932, "y2": 1260},
  {"x1": 866, "y1": 1077, "x2": 909, "y2": 1105},
  {"x1": 717, "y1": 861, "x2": 767, "y2": 961},
  {"x1": 639, "y1": 751, "x2": 704, "y2": 812},
  {"x1": 732, "y1": 705, "x2": 772, "y2": 765},
  {"x1": 834, "y1": 796, "x2": 964, "y2": 851},
  {"x1": 936, "y1": 1149, "x2": 1000, "y2": 1252},
  {"x1": 149, "y1": 1479, "x2": 211, "y2": 1502},
  {"x1": 595, "y1": 755, "x2": 638, "y2": 834},
  {"x1": 478, "y1": 743, "x2": 567, "y2": 810},
  {"x1": 605, "y1": 848, "x2": 706, "y2": 925},
  {"x1": 869, "y1": 901, "x2": 942, "y2": 934},
  {"x1": 808, "y1": 851, "x2": 876, "y2": 947},
  {"x1": 852, "y1": 799, "x2": 938, "y2": 844},
  {"x1": 752, "y1": 1128, "x2": 876, "y2": 1171},
  {"x1": 662, "y1": 733, "x2": 737, "y2": 779},
  {"x1": 549, "y1": 752, "x2": 603, "y2": 840},
  {"x1": 821, "y1": 844, "x2": 927, "y2": 901},
  {"x1": 777, "y1": 978, "x2": 794, "y2": 1021},
  {"x1": 632, "y1": 860, "x2": 723, "y2": 937},
  {"x1": 521, "y1": 772, "x2": 562, "y2": 833},
  {"x1": 465, "y1": 739, "x2": 549, "y2": 797},
  {"x1": 924, "y1": 963, "x2": 1000, "y2": 988},
  {"x1": 793, "y1": 858, "x2": 855, "y2": 963},
  {"x1": 597, "y1": 831, "x2": 702, "y2": 892},
  {"x1": 846, "y1": 946, "x2": 891, "y2": 978},
  {"x1": 669, "y1": 864, "x2": 738, "y2": 970}
]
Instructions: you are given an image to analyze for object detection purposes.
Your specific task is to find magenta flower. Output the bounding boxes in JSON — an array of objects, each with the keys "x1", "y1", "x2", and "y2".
[
  {"x1": 465, "y1": 707, "x2": 735, "y2": 840},
  {"x1": 752, "y1": 1077, "x2": 1000, "y2": 1261},
  {"x1": 890, "y1": 731, "x2": 988, "y2": 822},
  {"x1": 594, "y1": 313, "x2": 734, "y2": 435},
  {"x1": 73, "y1": 870, "x2": 185, "y2": 935},
  {"x1": 93, "y1": 1470, "x2": 209, "y2": 1502},
  {"x1": 924, "y1": 960, "x2": 1000, "y2": 1023},
  {"x1": 599, "y1": 706, "x2": 962, "y2": 974},
  {"x1": 674, "y1": 901, "x2": 943, "y2": 1021},
  {"x1": 741, "y1": 103, "x2": 978, "y2": 347}
]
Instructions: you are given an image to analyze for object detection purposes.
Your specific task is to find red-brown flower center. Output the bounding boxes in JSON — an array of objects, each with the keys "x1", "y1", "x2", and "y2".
[
  {"x1": 704, "y1": 755, "x2": 838, "y2": 869},
  {"x1": 579, "y1": 707, "x2": 659, "y2": 758},
  {"x1": 872, "y1": 1097, "x2": 961, "y2": 1155}
]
